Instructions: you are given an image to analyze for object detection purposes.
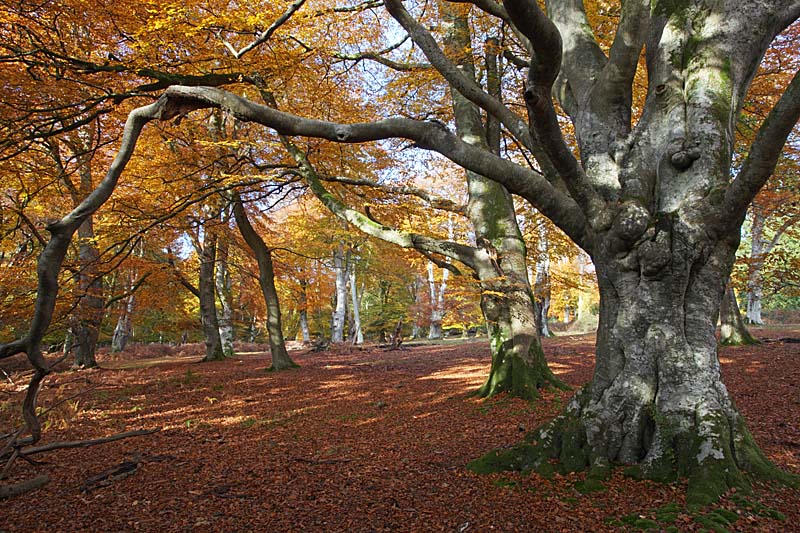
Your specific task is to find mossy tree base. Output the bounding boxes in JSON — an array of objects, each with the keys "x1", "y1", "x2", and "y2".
[
  {"x1": 719, "y1": 329, "x2": 760, "y2": 346},
  {"x1": 472, "y1": 340, "x2": 568, "y2": 401},
  {"x1": 267, "y1": 358, "x2": 300, "y2": 372},
  {"x1": 468, "y1": 385, "x2": 797, "y2": 507}
]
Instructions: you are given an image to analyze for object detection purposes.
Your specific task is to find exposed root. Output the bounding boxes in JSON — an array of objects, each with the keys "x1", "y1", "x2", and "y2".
[{"x1": 468, "y1": 385, "x2": 797, "y2": 506}]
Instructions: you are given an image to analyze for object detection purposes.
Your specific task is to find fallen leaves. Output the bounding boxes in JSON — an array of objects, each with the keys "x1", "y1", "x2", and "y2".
[{"x1": 0, "y1": 328, "x2": 798, "y2": 531}]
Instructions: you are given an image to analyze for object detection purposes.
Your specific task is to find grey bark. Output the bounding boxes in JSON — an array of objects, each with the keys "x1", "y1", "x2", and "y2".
[
  {"x1": 533, "y1": 223, "x2": 553, "y2": 337},
  {"x1": 215, "y1": 231, "x2": 235, "y2": 357},
  {"x1": 746, "y1": 211, "x2": 766, "y2": 324},
  {"x1": 197, "y1": 232, "x2": 225, "y2": 362},
  {"x1": 232, "y1": 194, "x2": 296, "y2": 370},
  {"x1": 720, "y1": 283, "x2": 759, "y2": 346},
  {"x1": 426, "y1": 260, "x2": 448, "y2": 340},
  {"x1": 331, "y1": 243, "x2": 349, "y2": 343},
  {"x1": 349, "y1": 268, "x2": 364, "y2": 345},
  {"x1": 298, "y1": 277, "x2": 311, "y2": 343},
  {"x1": 72, "y1": 215, "x2": 103, "y2": 369},
  {"x1": 110, "y1": 291, "x2": 135, "y2": 353}
]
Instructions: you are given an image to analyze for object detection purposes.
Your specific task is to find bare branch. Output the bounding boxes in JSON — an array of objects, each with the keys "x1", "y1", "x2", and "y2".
[
  {"x1": 222, "y1": 0, "x2": 307, "y2": 59},
  {"x1": 724, "y1": 69, "x2": 800, "y2": 222},
  {"x1": 384, "y1": 0, "x2": 535, "y2": 153},
  {"x1": 335, "y1": 36, "x2": 432, "y2": 72},
  {"x1": 318, "y1": 174, "x2": 466, "y2": 214},
  {"x1": 161, "y1": 85, "x2": 592, "y2": 248},
  {"x1": 18, "y1": 429, "x2": 160, "y2": 456}
]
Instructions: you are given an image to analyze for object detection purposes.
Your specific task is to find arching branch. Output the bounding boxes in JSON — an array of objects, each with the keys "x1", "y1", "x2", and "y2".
[{"x1": 723, "y1": 69, "x2": 800, "y2": 224}]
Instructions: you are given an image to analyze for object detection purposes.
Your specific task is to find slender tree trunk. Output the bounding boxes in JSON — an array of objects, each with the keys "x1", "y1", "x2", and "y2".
[
  {"x1": 298, "y1": 278, "x2": 311, "y2": 343},
  {"x1": 720, "y1": 284, "x2": 759, "y2": 346},
  {"x1": 349, "y1": 269, "x2": 364, "y2": 344},
  {"x1": 331, "y1": 244, "x2": 349, "y2": 343},
  {"x1": 111, "y1": 291, "x2": 135, "y2": 353},
  {"x1": 215, "y1": 235, "x2": 235, "y2": 357},
  {"x1": 533, "y1": 223, "x2": 553, "y2": 337},
  {"x1": 198, "y1": 232, "x2": 225, "y2": 362},
  {"x1": 746, "y1": 211, "x2": 765, "y2": 324},
  {"x1": 427, "y1": 261, "x2": 448, "y2": 339},
  {"x1": 72, "y1": 217, "x2": 103, "y2": 368},
  {"x1": 232, "y1": 195, "x2": 296, "y2": 370}
]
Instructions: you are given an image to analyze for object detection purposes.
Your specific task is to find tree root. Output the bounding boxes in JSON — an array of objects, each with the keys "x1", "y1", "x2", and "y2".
[{"x1": 468, "y1": 386, "x2": 797, "y2": 507}]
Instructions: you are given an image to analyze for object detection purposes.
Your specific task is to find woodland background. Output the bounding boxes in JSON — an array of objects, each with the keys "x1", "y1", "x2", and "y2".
[{"x1": 0, "y1": 0, "x2": 799, "y2": 530}]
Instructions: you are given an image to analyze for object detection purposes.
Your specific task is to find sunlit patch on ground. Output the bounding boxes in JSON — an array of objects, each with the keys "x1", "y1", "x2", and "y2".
[{"x1": 1, "y1": 329, "x2": 798, "y2": 532}]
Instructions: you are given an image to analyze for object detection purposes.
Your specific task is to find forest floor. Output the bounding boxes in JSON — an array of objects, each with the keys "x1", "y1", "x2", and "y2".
[{"x1": 1, "y1": 327, "x2": 799, "y2": 532}]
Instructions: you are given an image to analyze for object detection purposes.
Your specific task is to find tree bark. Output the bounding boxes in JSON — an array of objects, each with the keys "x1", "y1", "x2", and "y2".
[
  {"x1": 298, "y1": 277, "x2": 311, "y2": 343},
  {"x1": 467, "y1": 0, "x2": 798, "y2": 504},
  {"x1": 232, "y1": 195, "x2": 296, "y2": 370},
  {"x1": 746, "y1": 211, "x2": 766, "y2": 324},
  {"x1": 71, "y1": 165, "x2": 104, "y2": 369},
  {"x1": 441, "y1": 3, "x2": 564, "y2": 399},
  {"x1": 426, "y1": 261, "x2": 447, "y2": 339},
  {"x1": 198, "y1": 232, "x2": 225, "y2": 362},
  {"x1": 349, "y1": 268, "x2": 364, "y2": 344},
  {"x1": 331, "y1": 243, "x2": 349, "y2": 343},
  {"x1": 110, "y1": 291, "x2": 135, "y2": 353},
  {"x1": 215, "y1": 233, "x2": 235, "y2": 357},
  {"x1": 720, "y1": 283, "x2": 759, "y2": 346},
  {"x1": 533, "y1": 223, "x2": 553, "y2": 337}
]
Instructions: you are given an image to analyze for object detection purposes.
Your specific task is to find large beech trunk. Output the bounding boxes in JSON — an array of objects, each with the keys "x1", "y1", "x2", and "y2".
[
  {"x1": 473, "y1": 220, "x2": 783, "y2": 504},
  {"x1": 459, "y1": 0, "x2": 800, "y2": 501}
]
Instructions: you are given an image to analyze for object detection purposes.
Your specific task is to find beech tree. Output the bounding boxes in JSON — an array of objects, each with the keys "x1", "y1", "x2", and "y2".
[{"x1": 3, "y1": 0, "x2": 799, "y2": 506}]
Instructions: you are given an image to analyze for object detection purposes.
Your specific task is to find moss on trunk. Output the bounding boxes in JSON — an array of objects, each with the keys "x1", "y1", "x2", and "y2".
[{"x1": 473, "y1": 335, "x2": 567, "y2": 401}]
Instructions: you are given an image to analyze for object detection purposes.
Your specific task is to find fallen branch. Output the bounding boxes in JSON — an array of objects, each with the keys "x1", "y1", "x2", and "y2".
[
  {"x1": 0, "y1": 475, "x2": 49, "y2": 499},
  {"x1": 18, "y1": 428, "x2": 160, "y2": 457},
  {"x1": 81, "y1": 459, "x2": 140, "y2": 492}
]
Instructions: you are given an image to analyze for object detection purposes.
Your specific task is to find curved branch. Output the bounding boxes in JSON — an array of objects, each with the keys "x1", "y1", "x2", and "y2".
[
  {"x1": 277, "y1": 129, "x2": 479, "y2": 269},
  {"x1": 222, "y1": 0, "x2": 307, "y2": 59},
  {"x1": 162, "y1": 85, "x2": 592, "y2": 249},
  {"x1": 384, "y1": 0, "x2": 534, "y2": 152},
  {"x1": 543, "y1": 0, "x2": 607, "y2": 96},
  {"x1": 503, "y1": 0, "x2": 607, "y2": 227},
  {"x1": 723, "y1": 69, "x2": 800, "y2": 223}
]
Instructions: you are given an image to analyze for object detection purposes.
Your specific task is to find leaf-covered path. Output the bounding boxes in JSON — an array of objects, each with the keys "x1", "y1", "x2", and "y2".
[{"x1": 2, "y1": 329, "x2": 799, "y2": 531}]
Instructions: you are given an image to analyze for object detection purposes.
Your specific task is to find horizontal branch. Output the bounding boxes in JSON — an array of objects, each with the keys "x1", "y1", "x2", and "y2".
[
  {"x1": 160, "y1": 85, "x2": 592, "y2": 249},
  {"x1": 18, "y1": 429, "x2": 160, "y2": 456},
  {"x1": 319, "y1": 175, "x2": 466, "y2": 214}
]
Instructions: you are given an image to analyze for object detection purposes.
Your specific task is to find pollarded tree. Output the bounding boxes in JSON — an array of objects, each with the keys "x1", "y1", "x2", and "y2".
[
  {"x1": 112, "y1": 0, "x2": 797, "y2": 504},
  {"x1": 4, "y1": 0, "x2": 799, "y2": 506}
]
